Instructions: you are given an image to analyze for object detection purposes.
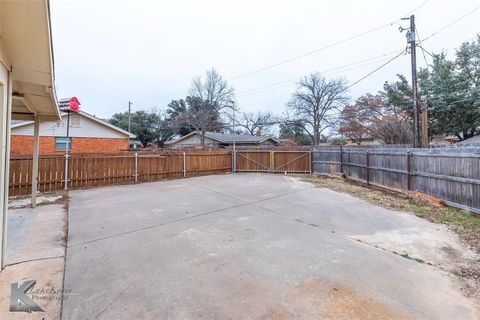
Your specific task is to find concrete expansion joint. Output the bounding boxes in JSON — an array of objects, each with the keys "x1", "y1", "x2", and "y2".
[
  {"x1": 345, "y1": 235, "x2": 449, "y2": 272},
  {"x1": 5, "y1": 255, "x2": 65, "y2": 268}
]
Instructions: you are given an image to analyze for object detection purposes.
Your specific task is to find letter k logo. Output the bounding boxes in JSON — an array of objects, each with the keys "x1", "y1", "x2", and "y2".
[{"x1": 10, "y1": 280, "x2": 44, "y2": 312}]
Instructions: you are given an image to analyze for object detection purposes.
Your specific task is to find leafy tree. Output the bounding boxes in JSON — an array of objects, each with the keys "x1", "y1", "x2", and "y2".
[
  {"x1": 339, "y1": 93, "x2": 413, "y2": 144},
  {"x1": 166, "y1": 99, "x2": 194, "y2": 136},
  {"x1": 418, "y1": 35, "x2": 480, "y2": 140},
  {"x1": 109, "y1": 110, "x2": 170, "y2": 146},
  {"x1": 279, "y1": 121, "x2": 312, "y2": 145},
  {"x1": 338, "y1": 104, "x2": 370, "y2": 145},
  {"x1": 330, "y1": 137, "x2": 347, "y2": 145},
  {"x1": 383, "y1": 74, "x2": 411, "y2": 114}
]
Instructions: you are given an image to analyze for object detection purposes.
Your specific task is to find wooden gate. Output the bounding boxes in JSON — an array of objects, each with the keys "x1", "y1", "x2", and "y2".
[
  {"x1": 273, "y1": 151, "x2": 311, "y2": 173},
  {"x1": 235, "y1": 150, "x2": 271, "y2": 172},
  {"x1": 235, "y1": 150, "x2": 311, "y2": 173}
]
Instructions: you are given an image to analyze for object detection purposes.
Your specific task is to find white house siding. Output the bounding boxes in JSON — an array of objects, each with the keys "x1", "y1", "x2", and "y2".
[
  {"x1": 171, "y1": 134, "x2": 217, "y2": 149},
  {"x1": 12, "y1": 114, "x2": 127, "y2": 139}
]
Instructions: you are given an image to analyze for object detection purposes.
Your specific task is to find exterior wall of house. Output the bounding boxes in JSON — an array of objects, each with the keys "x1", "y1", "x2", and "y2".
[
  {"x1": 346, "y1": 137, "x2": 383, "y2": 145},
  {"x1": 0, "y1": 34, "x2": 12, "y2": 269},
  {"x1": 170, "y1": 133, "x2": 279, "y2": 149},
  {"x1": 12, "y1": 114, "x2": 128, "y2": 138},
  {"x1": 170, "y1": 134, "x2": 217, "y2": 149},
  {"x1": 10, "y1": 136, "x2": 129, "y2": 155},
  {"x1": 258, "y1": 140, "x2": 276, "y2": 146}
]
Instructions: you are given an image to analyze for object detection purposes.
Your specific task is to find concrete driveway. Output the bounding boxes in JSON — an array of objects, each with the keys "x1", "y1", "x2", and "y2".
[{"x1": 62, "y1": 174, "x2": 478, "y2": 319}]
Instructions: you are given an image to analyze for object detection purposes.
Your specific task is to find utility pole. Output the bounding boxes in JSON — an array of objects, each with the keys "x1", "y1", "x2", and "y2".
[
  {"x1": 421, "y1": 96, "x2": 429, "y2": 148},
  {"x1": 404, "y1": 15, "x2": 420, "y2": 148},
  {"x1": 128, "y1": 101, "x2": 132, "y2": 133}
]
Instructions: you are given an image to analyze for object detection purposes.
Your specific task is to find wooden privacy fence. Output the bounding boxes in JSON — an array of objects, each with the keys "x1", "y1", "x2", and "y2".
[
  {"x1": 234, "y1": 150, "x2": 311, "y2": 173},
  {"x1": 312, "y1": 146, "x2": 480, "y2": 214},
  {"x1": 9, "y1": 151, "x2": 232, "y2": 196}
]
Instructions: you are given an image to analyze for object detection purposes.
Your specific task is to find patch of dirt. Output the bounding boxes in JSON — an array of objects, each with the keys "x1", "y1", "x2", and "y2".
[
  {"x1": 300, "y1": 174, "x2": 480, "y2": 299},
  {"x1": 262, "y1": 277, "x2": 414, "y2": 320},
  {"x1": 407, "y1": 191, "x2": 445, "y2": 208},
  {"x1": 260, "y1": 304, "x2": 296, "y2": 320},
  {"x1": 8, "y1": 192, "x2": 65, "y2": 209}
]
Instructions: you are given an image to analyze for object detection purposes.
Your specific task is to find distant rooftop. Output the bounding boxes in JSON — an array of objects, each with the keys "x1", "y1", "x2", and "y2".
[
  {"x1": 458, "y1": 135, "x2": 480, "y2": 145},
  {"x1": 204, "y1": 132, "x2": 278, "y2": 144}
]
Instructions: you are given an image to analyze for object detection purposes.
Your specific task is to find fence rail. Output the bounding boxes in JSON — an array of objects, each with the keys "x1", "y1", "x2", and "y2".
[
  {"x1": 312, "y1": 146, "x2": 480, "y2": 214},
  {"x1": 9, "y1": 151, "x2": 232, "y2": 196},
  {"x1": 234, "y1": 150, "x2": 311, "y2": 173},
  {"x1": 9, "y1": 147, "x2": 480, "y2": 214}
]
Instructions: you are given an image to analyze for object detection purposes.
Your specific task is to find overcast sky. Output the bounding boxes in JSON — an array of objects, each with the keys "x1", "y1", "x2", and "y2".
[{"x1": 50, "y1": 0, "x2": 480, "y2": 119}]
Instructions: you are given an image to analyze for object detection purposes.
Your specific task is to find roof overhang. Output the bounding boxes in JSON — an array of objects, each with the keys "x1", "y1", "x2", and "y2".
[
  {"x1": 1, "y1": 0, "x2": 60, "y2": 121},
  {"x1": 11, "y1": 110, "x2": 137, "y2": 139}
]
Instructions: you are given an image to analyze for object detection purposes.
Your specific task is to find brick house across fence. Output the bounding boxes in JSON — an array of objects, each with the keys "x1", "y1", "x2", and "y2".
[{"x1": 11, "y1": 110, "x2": 136, "y2": 154}]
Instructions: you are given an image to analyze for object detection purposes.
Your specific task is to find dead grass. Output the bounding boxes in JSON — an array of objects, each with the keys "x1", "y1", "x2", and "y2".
[
  {"x1": 301, "y1": 174, "x2": 480, "y2": 297},
  {"x1": 301, "y1": 174, "x2": 480, "y2": 252}
]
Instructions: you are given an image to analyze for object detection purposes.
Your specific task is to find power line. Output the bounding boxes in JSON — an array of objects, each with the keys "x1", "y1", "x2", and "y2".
[
  {"x1": 415, "y1": 27, "x2": 430, "y2": 67},
  {"x1": 421, "y1": 5, "x2": 480, "y2": 43},
  {"x1": 131, "y1": 90, "x2": 188, "y2": 103},
  {"x1": 237, "y1": 50, "x2": 405, "y2": 98},
  {"x1": 227, "y1": 1, "x2": 430, "y2": 81},
  {"x1": 236, "y1": 50, "x2": 402, "y2": 96},
  {"x1": 126, "y1": 2, "x2": 430, "y2": 103},
  {"x1": 417, "y1": 44, "x2": 434, "y2": 58},
  {"x1": 345, "y1": 48, "x2": 407, "y2": 91}
]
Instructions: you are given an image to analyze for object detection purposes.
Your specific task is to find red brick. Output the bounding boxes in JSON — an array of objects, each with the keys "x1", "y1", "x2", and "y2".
[{"x1": 11, "y1": 136, "x2": 129, "y2": 155}]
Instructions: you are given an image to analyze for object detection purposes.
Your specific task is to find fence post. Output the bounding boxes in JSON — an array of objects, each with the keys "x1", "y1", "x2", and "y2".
[
  {"x1": 134, "y1": 152, "x2": 138, "y2": 183},
  {"x1": 339, "y1": 144, "x2": 343, "y2": 174},
  {"x1": 406, "y1": 150, "x2": 411, "y2": 191},
  {"x1": 270, "y1": 151, "x2": 275, "y2": 172},
  {"x1": 64, "y1": 154, "x2": 69, "y2": 190},
  {"x1": 232, "y1": 142, "x2": 236, "y2": 173},
  {"x1": 308, "y1": 150, "x2": 312, "y2": 174},
  {"x1": 365, "y1": 150, "x2": 370, "y2": 185},
  {"x1": 183, "y1": 152, "x2": 186, "y2": 177}
]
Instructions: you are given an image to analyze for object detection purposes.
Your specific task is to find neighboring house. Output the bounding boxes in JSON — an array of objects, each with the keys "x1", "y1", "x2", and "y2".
[
  {"x1": 278, "y1": 139, "x2": 297, "y2": 147},
  {"x1": 458, "y1": 135, "x2": 480, "y2": 146},
  {"x1": 166, "y1": 131, "x2": 280, "y2": 149},
  {"x1": 345, "y1": 135, "x2": 383, "y2": 145},
  {"x1": 1, "y1": 0, "x2": 61, "y2": 269},
  {"x1": 11, "y1": 110, "x2": 136, "y2": 154},
  {"x1": 430, "y1": 134, "x2": 460, "y2": 146}
]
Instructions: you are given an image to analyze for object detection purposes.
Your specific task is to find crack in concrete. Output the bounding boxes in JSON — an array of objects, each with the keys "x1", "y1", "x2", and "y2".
[
  {"x1": 67, "y1": 188, "x2": 308, "y2": 248},
  {"x1": 5, "y1": 255, "x2": 65, "y2": 267}
]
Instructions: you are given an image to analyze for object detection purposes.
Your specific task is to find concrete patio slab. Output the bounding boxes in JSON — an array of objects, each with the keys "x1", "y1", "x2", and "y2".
[
  {"x1": 62, "y1": 174, "x2": 479, "y2": 319},
  {"x1": 0, "y1": 203, "x2": 67, "y2": 320}
]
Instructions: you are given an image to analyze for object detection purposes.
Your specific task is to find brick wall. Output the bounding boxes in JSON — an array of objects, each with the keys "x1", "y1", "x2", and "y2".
[{"x1": 11, "y1": 136, "x2": 129, "y2": 155}]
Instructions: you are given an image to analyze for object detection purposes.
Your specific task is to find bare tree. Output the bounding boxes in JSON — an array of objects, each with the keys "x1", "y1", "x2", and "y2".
[
  {"x1": 176, "y1": 69, "x2": 235, "y2": 148},
  {"x1": 236, "y1": 111, "x2": 273, "y2": 135},
  {"x1": 288, "y1": 73, "x2": 349, "y2": 145}
]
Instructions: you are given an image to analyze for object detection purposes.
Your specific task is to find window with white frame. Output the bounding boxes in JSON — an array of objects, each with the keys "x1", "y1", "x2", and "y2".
[{"x1": 55, "y1": 137, "x2": 72, "y2": 150}]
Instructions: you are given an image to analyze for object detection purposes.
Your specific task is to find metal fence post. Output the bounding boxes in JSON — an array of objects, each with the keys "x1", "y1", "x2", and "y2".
[
  {"x1": 64, "y1": 154, "x2": 69, "y2": 191},
  {"x1": 134, "y1": 152, "x2": 138, "y2": 183},
  {"x1": 232, "y1": 142, "x2": 236, "y2": 173},
  {"x1": 406, "y1": 150, "x2": 411, "y2": 191},
  {"x1": 365, "y1": 150, "x2": 370, "y2": 185},
  {"x1": 183, "y1": 152, "x2": 186, "y2": 177}
]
